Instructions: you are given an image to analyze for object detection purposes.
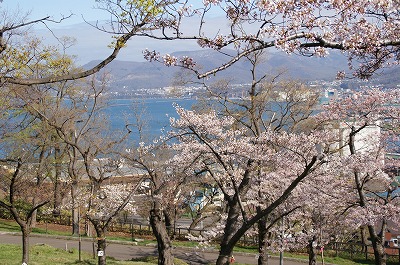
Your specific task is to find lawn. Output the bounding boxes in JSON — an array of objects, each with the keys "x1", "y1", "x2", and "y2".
[
  {"x1": 0, "y1": 244, "x2": 153, "y2": 265},
  {"x1": 0, "y1": 218, "x2": 71, "y2": 236}
]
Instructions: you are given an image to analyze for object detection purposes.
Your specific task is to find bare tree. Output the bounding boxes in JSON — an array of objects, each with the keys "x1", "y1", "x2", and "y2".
[
  {"x1": 26, "y1": 73, "x2": 138, "y2": 265},
  {"x1": 0, "y1": 108, "x2": 55, "y2": 264}
]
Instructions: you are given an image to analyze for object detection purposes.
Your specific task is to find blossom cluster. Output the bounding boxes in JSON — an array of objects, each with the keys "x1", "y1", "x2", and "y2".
[{"x1": 143, "y1": 49, "x2": 196, "y2": 69}]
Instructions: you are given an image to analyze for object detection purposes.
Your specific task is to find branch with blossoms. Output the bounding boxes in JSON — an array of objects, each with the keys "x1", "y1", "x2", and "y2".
[
  {"x1": 86, "y1": 183, "x2": 138, "y2": 226},
  {"x1": 141, "y1": 0, "x2": 400, "y2": 81},
  {"x1": 143, "y1": 49, "x2": 197, "y2": 69}
]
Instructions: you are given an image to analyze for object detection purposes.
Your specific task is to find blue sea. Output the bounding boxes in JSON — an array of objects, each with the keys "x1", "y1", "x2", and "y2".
[{"x1": 104, "y1": 98, "x2": 195, "y2": 142}]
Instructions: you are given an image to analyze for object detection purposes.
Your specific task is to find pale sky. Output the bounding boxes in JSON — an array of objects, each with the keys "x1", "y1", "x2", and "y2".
[
  {"x1": 3, "y1": 0, "x2": 107, "y2": 26},
  {"x1": 1, "y1": 1, "x2": 228, "y2": 64}
]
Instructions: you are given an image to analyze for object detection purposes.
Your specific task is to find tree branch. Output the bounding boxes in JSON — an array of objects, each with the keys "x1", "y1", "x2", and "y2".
[{"x1": 3, "y1": 27, "x2": 140, "y2": 85}]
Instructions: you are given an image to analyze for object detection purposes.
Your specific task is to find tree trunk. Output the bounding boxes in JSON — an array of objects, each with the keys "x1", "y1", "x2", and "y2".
[
  {"x1": 308, "y1": 235, "x2": 317, "y2": 265},
  {"x1": 30, "y1": 208, "x2": 37, "y2": 228},
  {"x1": 30, "y1": 196, "x2": 41, "y2": 229},
  {"x1": 53, "y1": 146, "x2": 62, "y2": 215},
  {"x1": 216, "y1": 244, "x2": 235, "y2": 265},
  {"x1": 163, "y1": 209, "x2": 173, "y2": 236},
  {"x1": 368, "y1": 225, "x2": 386, "y2": 265},
  {"x1": 71, "y1": 182, "x2": 79, "y2": 235},
  {"x1": 216, "y1": 218, "x2": 237, "y2": 265},
  {"x1": 360, "y1": 226, "x2": 368, "y2": 253},
  {"x1": 21, "y1": 226, "x2": 30, "y2": 265},
  {"x1": 150, "y1": 205, "x2": 174, "y2": 265},
  {"x1": 90, "y1": 221, "x2": 108, "y2": 265},
  {"x1": 96, "y1": 229, "x2": 107, "y2": 265},
  {"x1": 348, "y1": 132, "x2": 387, "y2": 265},
  {"x1": 53, "y1": 178, "x2": 61, "y2": 214},
  {"x1": 257, "y1": 217, "x2": 269, "y2": 265},
  {"x1": 216, "y1": 203, "x2": 241, "y2": 265}
]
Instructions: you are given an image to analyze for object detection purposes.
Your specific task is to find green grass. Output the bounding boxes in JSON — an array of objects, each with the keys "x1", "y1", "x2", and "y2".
[
  {"x1": 0, "y1": 244, "x2": 154, "y2": 265},
  {"x1": 0, "y1": 219, "x2": 70, "y2": 236},
  {"x1": 0, "y1": 219, "x2": 20, "y2": 233}
]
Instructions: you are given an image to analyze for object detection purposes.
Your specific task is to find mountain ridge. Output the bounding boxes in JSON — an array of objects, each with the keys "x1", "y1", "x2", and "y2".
[{"x1": 83, "y1": 49, "x2": 398, "y2": 92}]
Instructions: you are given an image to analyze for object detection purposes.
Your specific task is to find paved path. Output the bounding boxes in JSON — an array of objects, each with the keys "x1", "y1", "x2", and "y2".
[{"x1": 0, "y1": 232, "x2": 309, "y2": 265}]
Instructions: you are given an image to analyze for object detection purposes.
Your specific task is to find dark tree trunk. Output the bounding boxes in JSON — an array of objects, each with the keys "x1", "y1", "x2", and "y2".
[
  {"x1": 71, "y1": 182, "x2": 79, "y2": 235},
  {"x1": 308, "y1": 235, "x2": 317, "y2": 265},
  {"x1": 163, "y1": 209, "x2": 173, "y2": 236},
  {"x1": 21, "y1": 226, "x2": 30, "y2": 265},
  {"x1": 53, "y1": 178, "x2": 61, "y2": 214},
  {"x1": 97, "y1": 230, "x2": 107, "y2": 265},
  {"x1": 91, "y1": 223, "x2": 107, "y2": 265},
  {"x1": 216, "y1": 203, "x2": 241, "y2": 265},
  {"x1": 360, "y1": 226, "x2": 368, "y2": 253},
  {"x1": 216, "y1": 244, "x2": 235, "y2": 265},
  {"x1": 257, "y1": 217, "x2": 269, "y2": 265},
  {"x1": 53, "y1": 146, "x2": 62, "y2": 214},
  {"x1": 368, "y1": 225, "x2": 386, "y2": 265},
  {"x1": 30, "y1": 201, "x2": 37, "y2": 228},
  {"x1": 150, "y1": 205, "x2": 174, "y2": 265}
]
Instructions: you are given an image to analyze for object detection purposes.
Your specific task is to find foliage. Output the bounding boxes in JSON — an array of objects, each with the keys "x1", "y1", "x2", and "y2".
[{"x1": 0, "y1": 0, "x2": 189, "y2": 85}]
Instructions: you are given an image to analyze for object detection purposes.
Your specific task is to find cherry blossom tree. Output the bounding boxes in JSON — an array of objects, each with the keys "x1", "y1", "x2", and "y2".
[
  {"x1": 168, "y1": 106, "x2": 333, "y2": 265},
  {"x1": 124, "y1": 140, "x2": 189, "y2": 265},
  {"x1": 85, "y1": 179, "x2": 138, "y2": 265},
  {"x1": 317, "y1": 88, "x2": 400, "y2": 265},
  {"x1": 188, "y1": 49, "x2": 323, "y2": 265},
  {"x1": 284, "y1": 175, "x2": 354, "y2": 265},
  {"x1": 169, "y1": 88, "x2": 400, "y2": 265}
]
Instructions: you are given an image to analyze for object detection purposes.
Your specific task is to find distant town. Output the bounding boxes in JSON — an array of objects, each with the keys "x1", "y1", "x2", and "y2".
[{"x1": 104, "y1": 78, "x2": 400, "y2": 100}]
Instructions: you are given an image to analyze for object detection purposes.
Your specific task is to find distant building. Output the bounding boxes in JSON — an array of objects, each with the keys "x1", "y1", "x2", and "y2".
[{"x1": 327, "y1": 121, "x2": 382, "y2": 157}]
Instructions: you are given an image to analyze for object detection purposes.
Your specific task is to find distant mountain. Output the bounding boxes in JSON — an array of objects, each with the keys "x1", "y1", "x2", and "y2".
[
  {"x1": 370, "y1": 66, "x2": 400, "y2": 86},
  {"x1": 83, "y1": 50, "x2": 399, "y2": 92}
]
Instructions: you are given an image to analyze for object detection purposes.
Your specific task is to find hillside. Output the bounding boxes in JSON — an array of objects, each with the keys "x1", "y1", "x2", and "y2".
[{"x1": 83, "y1": 50, "x2": 399, "y2": 92}]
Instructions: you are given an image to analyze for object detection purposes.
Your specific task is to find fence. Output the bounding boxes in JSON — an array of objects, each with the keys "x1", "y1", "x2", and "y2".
[{"x1": 326, "y1": 241, "x2": 400, "y2": 264}]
